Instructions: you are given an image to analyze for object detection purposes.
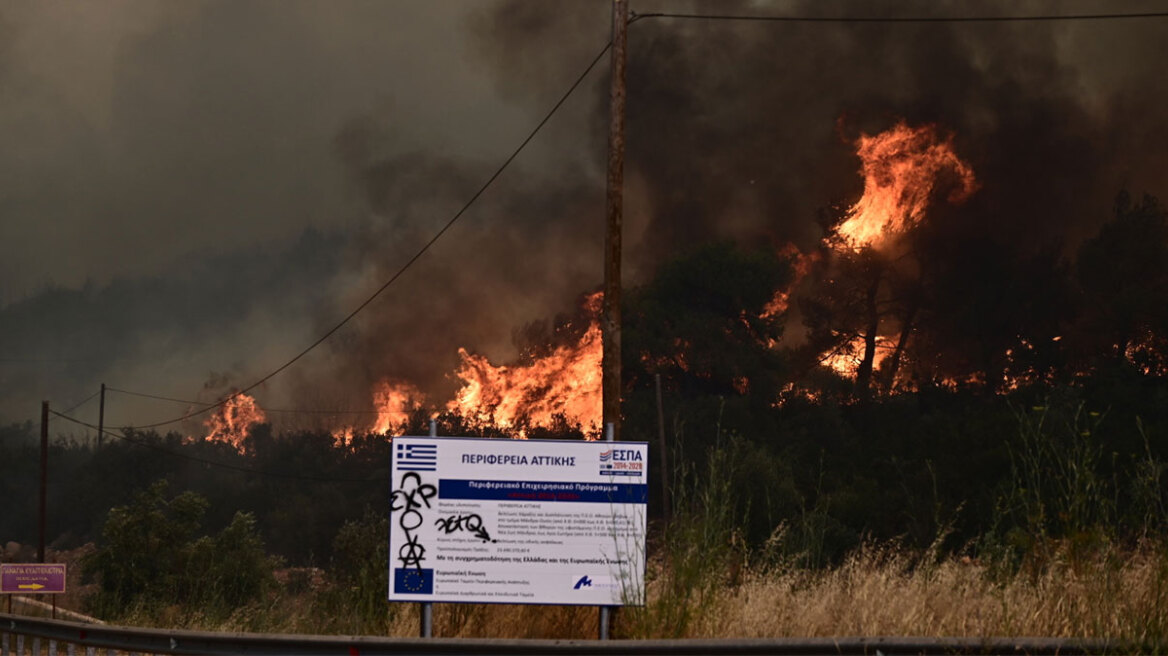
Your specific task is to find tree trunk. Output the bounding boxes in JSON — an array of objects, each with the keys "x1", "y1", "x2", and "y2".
[
  {"x1": 856, "y1": 274, "x2": 881, "y2": 400},
  {"x1": 883, "y1": 304, "x2": 919, "y2": 392}
]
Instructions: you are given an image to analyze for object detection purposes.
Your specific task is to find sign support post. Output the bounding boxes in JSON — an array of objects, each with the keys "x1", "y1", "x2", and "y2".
[{"x1": 419, "y1": 418, "x2": 437, "y2": 639}]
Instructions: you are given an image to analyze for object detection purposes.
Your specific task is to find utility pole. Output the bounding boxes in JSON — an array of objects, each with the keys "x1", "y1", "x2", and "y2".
[
  {"x1": 598, "y1": 1, "x2": 628, "y2": 640},
  {"x1": 97, "y1": 383, "x2": 105, "y2": 447},
  {"x1": 39, "y1": 401, "x2": 48, "y2": 563},
  {"x1": 602, "y1": 0, "x2": 628, "y2": 443}
]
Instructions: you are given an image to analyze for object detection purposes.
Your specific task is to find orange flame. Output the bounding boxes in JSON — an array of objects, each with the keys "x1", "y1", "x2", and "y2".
[
  {"x1": 329, "y1": 380, "x2": 424, "y2": 445},
  {"x1": 812, "y1": 122, "x2": 977, "y2": 383},
  {"x1": 822, "y1": 335, "x2": 894, "y2": 377},
  {"x1": 447, "y1": 293, "x2": 603, "y2": 437},
  {"x1": 836, "y1": 122, "x2": 977, "y2": 250},
  {"x1": 762, "y1": 245, "x2": 819, "y2": 319},
  {"x1": 204, "y1": 392, "x2": 266, "y2": 452},
  {"x1": 370, "y1": 380, "x2": 424, "y2": 434}
]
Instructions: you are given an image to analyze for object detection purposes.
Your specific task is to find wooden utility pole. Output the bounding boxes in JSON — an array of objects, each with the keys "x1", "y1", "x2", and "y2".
[
  {"x1": 602, "y1": 0, "x2": 628, "y2": 443},
  {"x1": 39, "y1": 400, "x2": 48, "y2": 563},
  {"x1": 97, "y1": 383, "x2": 105, "y2": 447},
  {"x1": 599, "y1": 2, "x2": 628, "y2": 641}
]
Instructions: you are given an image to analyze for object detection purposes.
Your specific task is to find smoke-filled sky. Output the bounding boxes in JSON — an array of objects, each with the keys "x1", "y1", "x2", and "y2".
[{"x1": 2, "y1": 0, "x2": 1167, "y2": 432}]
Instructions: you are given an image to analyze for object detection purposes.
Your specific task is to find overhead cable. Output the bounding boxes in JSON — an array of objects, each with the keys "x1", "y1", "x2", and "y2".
[
  {"x1": 630, "y1": 10, "x2": 1168, "y2": 24},
  {"x1": 48, "y1": 410, "x2": 384, "y2": 483},
  {"x1": 108, "y1": 385, "x2": 411, "y2": 415}
]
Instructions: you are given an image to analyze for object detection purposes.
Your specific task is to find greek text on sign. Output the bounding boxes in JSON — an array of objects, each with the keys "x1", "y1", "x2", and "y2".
[
  {"x1": 0, "y1": 563, "x2": 67, "y2": 594},
  {"x1": 388, "y1": 437, "x2": 648, "y2": 606}
]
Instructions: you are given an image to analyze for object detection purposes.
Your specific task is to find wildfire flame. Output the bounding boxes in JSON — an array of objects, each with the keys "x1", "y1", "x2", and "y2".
[
  {"x1": 330, "y1": 380, "x2": 424, "y2": 445},
  {"x1": 204, "y1": 392, "x2": 266, "y2": 452},
  {"x1": 370, "y1": 380, "x2": 424, "y2": 434},
  {"x1": 762, "y1": 245, "x2": 819, "y2": 319},
  {"x1": 836, "y1": 122, "x2": 977, "y2": 250},
  {"x1": 337, "y1": 121, "x2": 981, "y2": 427},
  {"x1": 822, "y1": 335, "x2": 894, "y2": 377},
  {"x1": 447, "y1": 292, "x2": 603, "y2": 437},
  {"x1": 332, "y1": 294, "x2": 603, "y2": 440},
  {"x1": 810, "y1": 122, "x2": 978, "y2": 384}
]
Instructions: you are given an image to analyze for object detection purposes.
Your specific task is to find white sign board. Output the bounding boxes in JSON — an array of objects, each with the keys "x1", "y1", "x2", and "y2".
[{"x1": 388, "y1": 436, "x2": 648, "y2": 605}]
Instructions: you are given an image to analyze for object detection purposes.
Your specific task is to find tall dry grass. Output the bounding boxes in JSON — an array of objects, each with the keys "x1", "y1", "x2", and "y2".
[
  {"x1": 106, "y1": 539, "x2": 1166, "y2": 650},
  {"x1": 639, "y1": 541, "x2": 1168, "y2": 643}
]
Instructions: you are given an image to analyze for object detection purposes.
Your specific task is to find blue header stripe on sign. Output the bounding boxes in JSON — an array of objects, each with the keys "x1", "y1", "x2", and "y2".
[{"x1": 440, "y1": 479, "x2": 648, "y2": 504}]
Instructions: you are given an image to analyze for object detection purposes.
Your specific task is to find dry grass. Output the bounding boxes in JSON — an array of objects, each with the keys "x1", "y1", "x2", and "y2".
[
  {"x1": 659, "y1": 542, "x2": 1168, "y2": 642},
  {"x1": 101, "y1": 540, "x2": 1167, "y2": 649}
]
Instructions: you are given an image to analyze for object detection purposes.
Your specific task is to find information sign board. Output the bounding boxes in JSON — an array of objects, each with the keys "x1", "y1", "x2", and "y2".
[
  {"x1": 388, "y1": 437, "x2": 648, "y2": 605},
  {"x1": 0, "y1": 563, "x2": 66, "y2": 594}
]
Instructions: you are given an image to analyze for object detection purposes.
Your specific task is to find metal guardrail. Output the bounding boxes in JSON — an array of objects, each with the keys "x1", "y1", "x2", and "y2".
[{"x1": 1, "y1": 613, "x2": 1122, "y2": 656}]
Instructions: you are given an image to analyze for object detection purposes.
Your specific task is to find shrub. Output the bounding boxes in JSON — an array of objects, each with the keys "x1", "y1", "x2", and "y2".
[{"x1": 82, "y1": 480, "x2": 275, "y2": 618}]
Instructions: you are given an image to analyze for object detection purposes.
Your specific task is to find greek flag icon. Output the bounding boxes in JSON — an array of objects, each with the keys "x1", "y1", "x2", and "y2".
[{"x1": 396, "y1": 442, "x2": 437, "y2": 471}]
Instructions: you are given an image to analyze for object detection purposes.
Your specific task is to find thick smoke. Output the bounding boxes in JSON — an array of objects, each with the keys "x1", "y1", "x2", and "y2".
[
  {"x1": 480, "y1": 0, "x2": 1168, "y2": 248},
  {"x1": 0, "y1": 0, "x2": 610, "y2": 428},
  {"x1": 469, "y1": 0, "x2": 1168, "y2": 359},
  {"x1": 2, "y1": 0, "x2": 1167, "y2": 431}
]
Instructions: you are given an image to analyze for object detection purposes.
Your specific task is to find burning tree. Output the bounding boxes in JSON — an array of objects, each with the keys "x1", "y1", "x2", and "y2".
[
  {"x1": 202, "y1": 392, "x2": 267, "y2": 453},
  {"x1": 800, "y1": 122, "x2": 980, "y2": 398}
]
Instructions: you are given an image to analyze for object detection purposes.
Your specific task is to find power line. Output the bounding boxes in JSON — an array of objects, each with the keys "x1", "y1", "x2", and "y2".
[
  {"x1": 59, "y1": 389, "x2": 101, "y2": 416},
  {"x1": 48, "y1": 410, "x2": 385, "y2": 483},
  {"x1": 106, "y1": 387, "x2": 210, "y2": 406},
  {"x1": 43, "y1": 389, "x2": 103, "y2": 427},
  {"x1": 630, "y1": 10, "x2": 1168, "y2": 24},
  {"x1": 114, "y1": 39, "x2": 614, "y2": 432},
  {"x1": 0, "y1": 358, "x2": 107, "y2": 364},
  {"x1": 106, "y1": 385, "x2": 409, "y2": 415}
]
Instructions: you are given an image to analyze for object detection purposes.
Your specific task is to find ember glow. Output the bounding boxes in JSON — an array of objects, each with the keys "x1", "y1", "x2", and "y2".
[
  {"x1": 448, "y1": 293, "x2": 603, "y2": 437},
  {"x1": 836, "y1": 122, "x2": 978, "y2": 250},
  {"x1": 204, "y1": 392, "x2": 266, "y2": 452}
]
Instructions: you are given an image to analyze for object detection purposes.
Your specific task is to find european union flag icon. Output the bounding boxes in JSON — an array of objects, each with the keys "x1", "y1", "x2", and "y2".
[{"x1": 394, "y1": 568, "x2": 434, "y2": 595}]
